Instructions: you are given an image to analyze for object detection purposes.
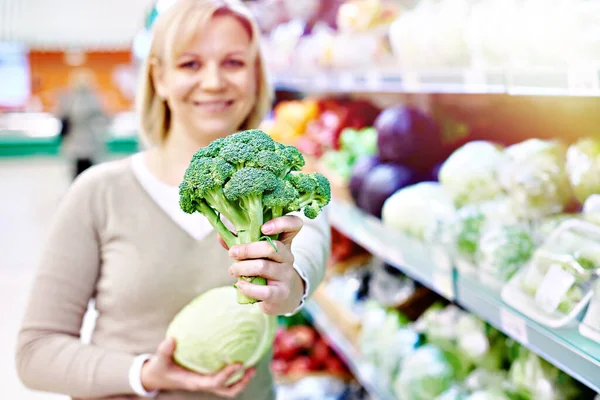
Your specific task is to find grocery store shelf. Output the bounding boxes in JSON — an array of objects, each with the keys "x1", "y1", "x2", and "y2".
[
  {"x1": 328, "y1": 199, "x2": 456, "y2": 301},
  {"x1": 271, "y1": 67, "x2": 600, "y2": 97},
  {"x1": 304, "y1": 300, "x2": 397, "y2": 400},
  {"x1": 457, "y1": 274, "x2": 600, "y2": 393},
  {"x1": 328, "y1": 199, "x2": 600, "y2": 392}
]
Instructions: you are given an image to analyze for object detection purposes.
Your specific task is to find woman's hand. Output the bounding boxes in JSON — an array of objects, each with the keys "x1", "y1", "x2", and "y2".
[
  {"x1": 141, "y1": 337, "x2": 255, "y2": 398},
  {"x1": 227, "y1": 215, "x2": 306, "y2": 315}
]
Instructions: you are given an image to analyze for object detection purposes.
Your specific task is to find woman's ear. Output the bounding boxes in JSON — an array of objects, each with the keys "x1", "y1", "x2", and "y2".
[{"x1": 151, "y1": 59, "x2": 168, "y2": 99}]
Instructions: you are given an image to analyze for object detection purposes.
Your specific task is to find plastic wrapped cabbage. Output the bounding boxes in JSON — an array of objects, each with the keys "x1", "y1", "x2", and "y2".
[
  {"x1": 452, "y1": 197, "x2": 519, "y2": 265},
  {"x1": 394, "y1": 345, "x2": 457, "y2": 400},
  {"x1": 439, "y1": 141, "x2": 506, "y2": 207},
  {"x1": 530, "y1": 213, "x2": 582, "y2": 245},
  {"x1": 521, "y1": 249, "x2": 594, "y2": 314},
  {"x1": 415, "y1": 305, "x2": 503, "y2": 375},
  {"x1": 509, "y1": 348, "x2": 581, "y2": 400},
  {"x1": 566, "y1": 137, "x2": 600, "y2": 204},
  {"x1": 479, "y1": 224, "x2": 535, "y2": 284},
  {"x1": 376, "y1": 324, "x2": 420, "y2": 387},
  {"x1": 382, "y1": 182, "x2": 456, "y2": 240},
  {"x1": 521, "y1": 220, "x2": 600, "y2": 314},
  {"x1": 499, "y1": 139, "x2": 572, "y2": 219},
  {"x1": 166, "y1": 286, "x2": 277, "y2": 384}
]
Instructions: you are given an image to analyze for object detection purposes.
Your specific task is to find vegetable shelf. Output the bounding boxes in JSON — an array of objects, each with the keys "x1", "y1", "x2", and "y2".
[
  {"x1": 304, "y1": 300, "x2": 398, "y2": 400},
  {"x1": 271, "y1": 67, "x2": 600, "y2": 97},
  {"x1": 327, "y1": 199, "x2": 600, "y2": 393}
]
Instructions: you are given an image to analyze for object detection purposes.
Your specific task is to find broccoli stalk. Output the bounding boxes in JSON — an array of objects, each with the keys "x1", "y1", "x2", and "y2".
[{"x1": 179, "y1": 130, "x2": 331, "y2": 304}]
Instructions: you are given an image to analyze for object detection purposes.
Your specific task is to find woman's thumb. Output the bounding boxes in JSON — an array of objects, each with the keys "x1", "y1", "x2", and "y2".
[{"x1": 158, "y1": 337, "x2": 176, "y2": 358}]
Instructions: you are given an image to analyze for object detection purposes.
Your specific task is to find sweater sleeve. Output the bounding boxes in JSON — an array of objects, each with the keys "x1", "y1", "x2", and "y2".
[
  {"x1": 290, "y1": 207, "x2": 331, "y2": 301},
  {"x1": 15, "y1": 168, "x2": 137, "y2": 398}
]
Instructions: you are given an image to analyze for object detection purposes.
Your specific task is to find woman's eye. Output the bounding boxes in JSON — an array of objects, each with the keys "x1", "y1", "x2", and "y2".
[
  {"x1": 180, "y1": 60, "x2": 201, "y2": 69},
  {"x1": 224, "y1": 59, "x2": 245, "y2": 68}
]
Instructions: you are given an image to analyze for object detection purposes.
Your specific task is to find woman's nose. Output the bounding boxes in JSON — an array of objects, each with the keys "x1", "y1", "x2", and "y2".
[{"x1": 200, "y1": 63, "x2": 225, "y2": 91}]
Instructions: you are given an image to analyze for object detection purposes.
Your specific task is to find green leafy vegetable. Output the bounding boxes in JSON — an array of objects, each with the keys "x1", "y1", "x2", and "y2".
[{"x1": 166, "y1": 286, "x2": 277, "y2": 385}]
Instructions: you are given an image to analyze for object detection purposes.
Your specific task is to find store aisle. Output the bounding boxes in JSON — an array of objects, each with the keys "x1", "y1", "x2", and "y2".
[{"x1": 0, "y1": 157, "x2": 71, "y2": 400}]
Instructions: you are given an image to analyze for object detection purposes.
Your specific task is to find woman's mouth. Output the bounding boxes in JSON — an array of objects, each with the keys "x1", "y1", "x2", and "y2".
[{"x1": 192, "y1": 100, "x2": 234, "y2": 113}]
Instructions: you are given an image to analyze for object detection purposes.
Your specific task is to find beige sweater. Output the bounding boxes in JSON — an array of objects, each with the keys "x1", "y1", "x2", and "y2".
[{"x1": 16, "y1": 157, "x2": 330, "y2": 400}]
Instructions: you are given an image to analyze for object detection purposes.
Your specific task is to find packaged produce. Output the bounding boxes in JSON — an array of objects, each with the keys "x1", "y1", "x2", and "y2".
[
  {"x1": 580, "y1": 279, "x2": 600, "y2": 344},
  {"x1": 446, "y1": 197, "x2": 519, "y2": 274},
  {"x1": 499, "y1": 139, "x2": 572, "y2": 220},
  {"x1": 393, "y1": 345, "x2": 457, "y2": 400},
  {"x1": 509, "y1": 348, "x2": 582, "y2": 400},
  {"x1": 438, "y1": 141, "x2": 506, "y2": 207},
  {"x1": 566, "y1": 137, "x2": 600, "y2": 204},
  {"x1": 502, "y1": 219, "x2": 600, "y2": 327},
  {"x1": 478, "y1": 224, "x2": 535, "y2": 289},
  {"x1": 381, "y1": 182, "x2": 456, "y2": 241}
]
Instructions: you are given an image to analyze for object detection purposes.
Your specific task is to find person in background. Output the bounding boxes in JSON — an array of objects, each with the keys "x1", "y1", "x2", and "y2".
[
  {"x1": 16, "y1": 1, "x2": 330, "y2": 400},
  {"x1": 57, "y1": 69, "x2": 109, "y2": 180}
]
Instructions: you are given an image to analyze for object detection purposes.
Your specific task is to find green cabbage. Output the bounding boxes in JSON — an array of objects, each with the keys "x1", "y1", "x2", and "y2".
[
  {"x1": 394, "y1": 345, "x2": 457, "y2": 400},
  {"x1": 166, "y1": 286, "x2": 277, "y2": 384},
  {"x1": 509, "y1": 348, "x2": 581, "y2": 400},
  {"x1": 453, "y1": 197, "x2": 519, "y2": 262},
  {"x1": 566, "y1": 137, "x2": 600, "y2": 204},
  {"x1": 499, "y1": 139, "x2": 572, "y2": 219},
  {"x1": 439, "y1": 141, "x2": 506, "y2": 207},
  {"x1": 382, "y1": 182, "x2": 456, "y2": 240},
  {"x1": 479, "y1": 224, "x2": 535, "y2": 283}
]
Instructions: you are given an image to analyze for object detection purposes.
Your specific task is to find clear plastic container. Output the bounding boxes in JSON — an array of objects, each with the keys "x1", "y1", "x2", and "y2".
[{"x1": 502, "y1": 219, "x2": 600, "y2": 327}]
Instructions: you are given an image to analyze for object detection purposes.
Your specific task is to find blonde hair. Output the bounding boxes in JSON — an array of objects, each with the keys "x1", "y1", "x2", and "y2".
[{"x1": 137, "y1": 0, "x2": 273, "y2": 147}]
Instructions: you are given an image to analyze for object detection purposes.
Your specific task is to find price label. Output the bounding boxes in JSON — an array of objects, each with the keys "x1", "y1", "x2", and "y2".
[
  {"x1": 500, "y1": 308, "x2": 528, "y2": 345},
  {"x1": 568, "y1": 67, "x2": 600, "y2": 94},
  {"x1": 432, "y1": 272, "x2": 455, "y2": 300}
]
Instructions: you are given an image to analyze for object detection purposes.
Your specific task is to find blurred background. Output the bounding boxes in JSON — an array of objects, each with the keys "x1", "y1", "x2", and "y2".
[{"x1": 2, "y1": 0, "x2": 600, "y2": 399}]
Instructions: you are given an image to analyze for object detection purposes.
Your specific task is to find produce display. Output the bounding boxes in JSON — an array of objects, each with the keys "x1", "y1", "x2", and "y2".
[
  {"x1": 260, "y1": 90, "x2": 600, "y2": 397},
  {"x1": 178, "y1": 129, "x2": 331, "y2": 303},
  {"x1": 356, "y1": 300, "x2": 591, "y2": 400},
  {"x1": 252, "y1": 0, "x2": 600, "y2": 72},
  {"x1": 272, "y1": 322, "x2": 351, "y2": 381}
]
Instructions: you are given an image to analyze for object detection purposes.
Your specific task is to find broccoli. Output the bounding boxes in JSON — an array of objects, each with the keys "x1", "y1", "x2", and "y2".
[{"x1": 179, "y1": 129, "x2": 331, "y2": 304}]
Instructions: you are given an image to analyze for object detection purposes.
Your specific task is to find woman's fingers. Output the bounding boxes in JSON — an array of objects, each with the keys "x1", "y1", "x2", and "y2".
[
  {"x1": 210, "y1": 363, "x2": 245, "y2": 387},
  {"x1": 217, "y1": 234, "x2": 230, "y2": 250},
  {"x1": 215, "y1": 368, "x2": 256, "y2": 398},
  {"x1": 261, "y1": 215, "x2": 303, "y2": 246},
  {"x1": 235, "y1": 280, "x2": 288, "y2": 304},
  {"x1": 228, "y1": 259, "x2": 283, "y2": 281},
  {"x1": 229, "y1": 240, "x2": 288, "y2": 263}
]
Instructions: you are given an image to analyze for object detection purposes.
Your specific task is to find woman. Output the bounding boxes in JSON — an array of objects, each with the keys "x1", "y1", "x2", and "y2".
[{"x1": 16, "y1": 1, "x2": 330, "y2": 399}]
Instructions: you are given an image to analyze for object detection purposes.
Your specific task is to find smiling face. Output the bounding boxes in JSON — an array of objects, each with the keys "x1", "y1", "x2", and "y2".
[{"x1": 153, "y1": 13, "x2": 258, "y2": 145}]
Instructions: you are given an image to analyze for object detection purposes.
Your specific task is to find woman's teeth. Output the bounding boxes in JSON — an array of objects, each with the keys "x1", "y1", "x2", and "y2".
[{"x1": 193, "y1": 100, "x2": 233, "y2": 112}]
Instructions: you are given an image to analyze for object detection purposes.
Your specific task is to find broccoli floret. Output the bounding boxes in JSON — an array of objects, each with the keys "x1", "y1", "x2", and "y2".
[
  {"x1": 218, "y1": 142, "x2": 259, "y2": 169},
  {"x1": 264, "y1": 180, "x2": 299, "y2": 220},
  {"x1": 227, "y1": 129, "x2": 276, "y2": 151},
  {"x1": 179, "y1": 129, "x2": 331, "y2": 304},
  {"x1": 223, "y1": 168, "x2": 278, "y2": 244},
  {"x1": 288, "y1": 172, "x2": 331, "y2": 219},
  {"x1": 193, "y1": 138, "x2": 228, "y2": 159}
]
